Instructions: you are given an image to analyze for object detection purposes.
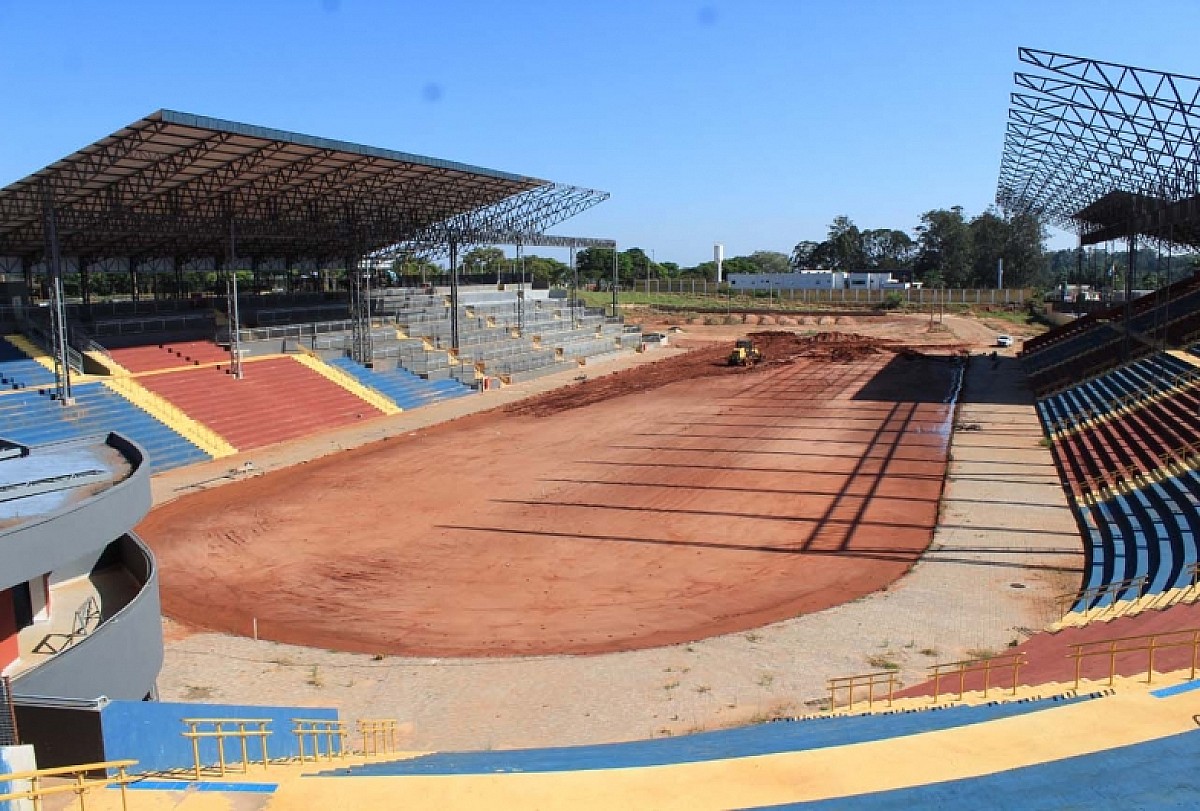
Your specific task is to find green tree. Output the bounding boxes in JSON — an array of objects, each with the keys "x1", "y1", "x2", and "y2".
[
  {"x1": 823, "y1": 215, "x2": 865, "y2": 270},
  {"x1": 748, "y1": 250, "x2": 791, "y2": 274},
  {"x1": 461, "y1": 246, "x2": 506, "y2": 276},
  {"x1": 914, "y1": 207, "x2": 972, "y2": 287},
  {"x1": 790, "y1": 240, "x2": 823, "y2": 269},
  {"x1": 861, "y1": 229, "x2": 914, "y2": 271}
]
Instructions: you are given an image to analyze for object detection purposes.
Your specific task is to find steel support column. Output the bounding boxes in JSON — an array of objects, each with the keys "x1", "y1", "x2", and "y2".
[
  {"x1": 40, "y1": 187, "x2": 72, "y2": 404},
  {"x1": 227, "y1": 221, "x2": 243, "y2": 379},
  {"x1": 448, "y1": 239, "x2": 460, "y2": 350}
]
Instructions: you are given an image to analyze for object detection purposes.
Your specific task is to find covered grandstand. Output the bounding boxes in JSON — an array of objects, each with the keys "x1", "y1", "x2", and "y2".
[
  {"x1": 7, "y1": 49, "x2": 1200, "y2": 808},
  {"x1": 0, "y1": 108, "x2": 623, "y2": 399}
]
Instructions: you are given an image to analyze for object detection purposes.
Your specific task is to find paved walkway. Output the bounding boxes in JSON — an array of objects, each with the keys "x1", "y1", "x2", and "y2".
[{"x1": 155, "y1": 348, "x2": 1083, "y2": 751}]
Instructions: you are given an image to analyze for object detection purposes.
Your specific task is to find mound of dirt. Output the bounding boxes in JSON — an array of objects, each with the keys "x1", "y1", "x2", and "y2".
[{"x1": 507, "y1": 331, "x2": 900, "y2": 418}]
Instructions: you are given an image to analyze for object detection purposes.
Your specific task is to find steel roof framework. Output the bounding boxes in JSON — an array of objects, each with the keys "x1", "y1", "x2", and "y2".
[
  {"x1": 0, "y1": 109, "x2": 614, "y2": 395},
  {"x1": 997, "y1": 48, "x2": 1200, "y2": 248},
  {"x1": 0, "y1": 109, "x2": 610, "y2": 266}
]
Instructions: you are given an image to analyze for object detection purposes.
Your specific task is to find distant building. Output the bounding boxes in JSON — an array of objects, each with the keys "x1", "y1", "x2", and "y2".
[{"x1": 727, "y1": 270, "x2": 910, "y2": 291}]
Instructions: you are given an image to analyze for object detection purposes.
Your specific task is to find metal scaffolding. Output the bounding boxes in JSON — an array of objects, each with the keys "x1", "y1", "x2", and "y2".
[{"x1": 998, "y1": 48, "x2": 1200, "y2": 250}]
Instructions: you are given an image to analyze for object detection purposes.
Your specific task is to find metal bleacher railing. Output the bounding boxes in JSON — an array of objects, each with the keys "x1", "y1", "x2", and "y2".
[
  {"x1": 1056, "y1": 576, "x2": 1149, "y2": 618},
  {"x1": 358, "y1": 718, "x2": 400, "y2": 756},
  {"x1": 826, "y1": 670, "x2": 899, "y2": 711},
  {"x1": 293, "y1": 718, "x2": 350, "y2": 762},
  {"x1": 182, "y1": 717, "x2": 273, "y2": 779},
  {"x1": 926, "y1": 653, "x2": 1026, "y2": 703},
  {"x1": 31, "y1": 594, "x2": 101, "y2": 654},
  {"x1": 1069, "y1": 626, "x2": 1200, "y2": 688},
  {"x1": 0, "y1": 759, "x2": 138, "y2": 811}
]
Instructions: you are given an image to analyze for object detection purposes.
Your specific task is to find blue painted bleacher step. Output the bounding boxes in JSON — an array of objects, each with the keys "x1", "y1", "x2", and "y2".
[{"x1": 323, "y1": 696, "x2": 1092, "y2": 777}]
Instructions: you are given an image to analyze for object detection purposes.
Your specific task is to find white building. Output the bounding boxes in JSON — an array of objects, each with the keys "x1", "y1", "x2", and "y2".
[{"x1": 727, "y1": 270, "x2": 905, "y2": 291}]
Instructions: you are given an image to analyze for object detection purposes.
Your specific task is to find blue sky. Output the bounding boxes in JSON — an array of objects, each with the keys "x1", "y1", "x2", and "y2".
[{"x1": 1, "y1": 0, "x2": 1198, "y2": 266}]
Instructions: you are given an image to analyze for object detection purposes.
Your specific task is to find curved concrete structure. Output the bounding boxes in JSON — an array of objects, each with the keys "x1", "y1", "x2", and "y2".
[{"x1": 0, "y1": 432, "x2": 161, "y2": 702}]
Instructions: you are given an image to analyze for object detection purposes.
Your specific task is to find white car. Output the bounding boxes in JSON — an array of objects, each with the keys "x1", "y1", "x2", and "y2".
[{"x1": 996, "y1": 335, "x2": 1014, "y2": 348}]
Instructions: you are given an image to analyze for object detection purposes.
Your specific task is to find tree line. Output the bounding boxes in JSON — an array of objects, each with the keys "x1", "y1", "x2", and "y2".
[{"x1": 388, "y1": 205, "x2": 1200, "y2": 292}]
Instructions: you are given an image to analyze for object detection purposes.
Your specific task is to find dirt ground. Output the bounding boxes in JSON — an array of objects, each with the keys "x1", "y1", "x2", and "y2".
[{"x1": 138, "y1": 333, "x2": 960, "y2": 658}]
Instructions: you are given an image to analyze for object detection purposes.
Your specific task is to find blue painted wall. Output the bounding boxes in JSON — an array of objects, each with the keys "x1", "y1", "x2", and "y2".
[{"x1": 100, "y1": 700, "x2": 338, "y2": 774}]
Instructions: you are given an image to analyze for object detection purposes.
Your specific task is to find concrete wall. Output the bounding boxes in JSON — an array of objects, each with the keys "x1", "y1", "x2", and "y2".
[
  {"x1": 13, "y1": 535, "x2": 162, "y2": 703},
  {"x1": 100, "y1": 700, "x2": 338, "y2": 774},
  {"x1": 0, "y1": 434, "x2": 151, "y2": 590}
]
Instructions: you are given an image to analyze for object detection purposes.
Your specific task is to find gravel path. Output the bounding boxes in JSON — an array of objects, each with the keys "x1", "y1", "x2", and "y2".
[{"x1": 154, "y1": 322, "x2": 1081, "y2": 751}]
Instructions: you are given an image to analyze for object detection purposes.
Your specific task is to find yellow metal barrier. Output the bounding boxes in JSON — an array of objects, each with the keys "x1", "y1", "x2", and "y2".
[
  {"x1": 1069, "y1": 626, "x2": 1200, "y2": 689},
  {"x1": 358, "y1": 718, "x2": 400, "y2": 756},
  {"x1": 1056, "y1": 575, "x2": 1148, "y2": 618},
  {"x1": 826, "y1": 670, "x2": 899, "y2": 712},
  {"x1": 182, "y1": 717, "x2": 272, "y2": 779},
  {"x1": 0, "y1": 758, "x2": 137, "y2": 811},
  {"x1": 928, "y1": 653, "x2": 1025, "y2": 703},
  {"x1": 293, "y1": 718, "x2": 349, "y2": 762}
]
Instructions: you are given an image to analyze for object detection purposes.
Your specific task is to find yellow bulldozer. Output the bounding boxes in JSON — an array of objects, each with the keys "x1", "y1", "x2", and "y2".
[{"x1": 728, "y1": 339, "x2": 763, "y2": 367}]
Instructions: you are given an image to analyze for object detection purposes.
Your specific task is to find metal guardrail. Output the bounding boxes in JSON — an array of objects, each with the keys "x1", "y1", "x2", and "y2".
[
  {"x1": 31, "y1": 595, "x2": 101, "y2": 655},
  {"x1": 1069, "y1": 626, "x2": 1200, "y2": 688},
  {"x1": 357, "y1": 719, "x2": 400, "y2": 756},
  {"x1": 293, "y1": 718, "x2": 350, "y2": 762},
  {"x1": 182, "y1": 717, "x2": 273, "y2": 779},
  {"x1": 826, "y1": 670, "x2": 899, "y2": 711},
  {"x1": 0, "y1": 759, "x2": 138, "y2": 811},
  {"x1": 1056, "y1": 576, "x2": 1149, "y2": 618},
  {"x1": 928, "y1": 653, "x2": 1026, "y2": 703}
]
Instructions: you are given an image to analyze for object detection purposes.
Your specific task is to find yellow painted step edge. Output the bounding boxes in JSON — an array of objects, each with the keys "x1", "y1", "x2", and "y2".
[
  {"x1": 103, "y1": 376, "x2": 237, "y2": 458},
  {"x1": 290, "y1": 353, "x2": 401, "y2": 416},
  {"x1": 4, "y1": 333, "x2": 109, "y2": 384},
  {"x1": 5, "y1": 333, "x2": 56, "y2": 373},
  {"x1": 84, "y1": 349, "x2": 132, "y2": 377},
  {"x1": 1168, "y1": 348, "x2": 1200, "y2": 369}
]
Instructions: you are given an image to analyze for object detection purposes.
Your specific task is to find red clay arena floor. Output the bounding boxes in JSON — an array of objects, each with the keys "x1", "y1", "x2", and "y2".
[{"x1": 137, "y1": 334, "x2": 961, "y2": 657}]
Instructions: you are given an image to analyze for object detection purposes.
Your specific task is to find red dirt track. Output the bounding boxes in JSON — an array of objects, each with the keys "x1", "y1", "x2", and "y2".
[{"x1": 138, "y1": 333, "x2": 960, "y2": 657}]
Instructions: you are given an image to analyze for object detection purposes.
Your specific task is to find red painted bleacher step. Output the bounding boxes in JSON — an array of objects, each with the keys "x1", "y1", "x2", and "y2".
[
  {"x1": 108, "y1": 340, "x2": 233, "y2": 373},
  {"x1": 898, "y1": 602, "x2": 1200, "y2": 699},
  {"x1": 137, "y1": 357, "x2": 384, "y2": 450}
]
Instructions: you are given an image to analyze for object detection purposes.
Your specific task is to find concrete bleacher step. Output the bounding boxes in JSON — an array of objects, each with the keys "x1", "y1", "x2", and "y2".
[
  {"x1": 0, "y1": 383, "x2": 210, "y2": 473},
  {"x1": 136, "y1": 357, "x2": 386, "y2": 450},
  {"x1": 317, "y1": 694, "x2": 1100, "y2": 780}
]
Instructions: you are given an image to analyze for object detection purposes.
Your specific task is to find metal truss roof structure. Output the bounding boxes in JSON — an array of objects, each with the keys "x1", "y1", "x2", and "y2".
[
  {"x1": 997, "y1": 48, "x2": 1200, "y2": 248},
  {"x1": 0, "y1": 109, "x2": 609, "y2": 265}
]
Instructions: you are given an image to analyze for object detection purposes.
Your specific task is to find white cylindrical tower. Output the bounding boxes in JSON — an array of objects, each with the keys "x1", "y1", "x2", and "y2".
[{"x1": 714, "y1": 243, "x2": 724, "y2": 283}]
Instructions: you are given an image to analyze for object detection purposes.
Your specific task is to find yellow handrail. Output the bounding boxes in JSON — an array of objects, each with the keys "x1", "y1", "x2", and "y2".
[
  {"x1": 0, "y1": 759, "x2": 137, "y2": 811},
  {"x1": 1068, "y1": 626, "x2": 1200, "y2": 688},
  {"x1": 182, "y1": 718, "x2": 272, "y2": 779},
  {"x1": 928, "y1": 653, "x2": 1025, "y2": 703},
  {"x1": 357, "y1": 718, "x2": 400, "y2": 756},
  {"x1": 826, "y1": 670, "x2": 899, "y2": 712},
  {"x1": 292, "y1": 718, "x2": 350, "y2": 762},
  {"x1": 1056, "y1": 575, "x2": 1148, "y2": 618}
]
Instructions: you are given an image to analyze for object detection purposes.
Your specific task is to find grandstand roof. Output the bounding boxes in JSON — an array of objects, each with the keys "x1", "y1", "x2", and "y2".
[
  {"x1": 997, "y1": 48, "x2": 1200, "y2": 248},
  {"x1": 0, "y1": 109, "x2": 608, "y2": 264}
]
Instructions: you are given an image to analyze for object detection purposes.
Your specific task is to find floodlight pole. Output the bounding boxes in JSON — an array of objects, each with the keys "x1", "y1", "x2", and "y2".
[
  {"x1": 449, "y1": 238, "x2": 460, "y2": 351},
  {"x1": 41, "y1": 184, "x2": 73, "y2": 405},
  {"x1": 611, "y1": 246, "x2": 618, "y2": 318},
  {"x1": 570, "y1": 241, "x2": 578, "y2": 329},
  {"x1": 516, "y1": 241, "x2": 525, "y2": 334},
  {"x1": 227, "y1": 220, "x2": 243, "y2": 380}
]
